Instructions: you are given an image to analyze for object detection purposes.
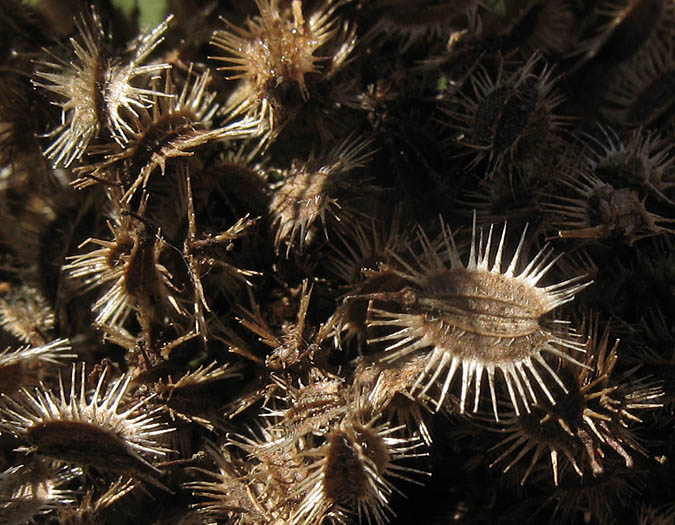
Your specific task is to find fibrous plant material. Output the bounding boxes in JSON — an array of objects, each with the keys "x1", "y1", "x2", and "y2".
[{"x1": 366, "y1": 218, "x2": 589, "y2": 419}]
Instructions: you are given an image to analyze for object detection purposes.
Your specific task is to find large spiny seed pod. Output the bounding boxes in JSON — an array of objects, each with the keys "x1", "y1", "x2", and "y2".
[
  {"x1": 0, "y1": 364, "x2": 173, "y2": 490},
  {"x1": 489, "y1": 321, "x2": 663, "y2": 486},
  {"x1": 579, "y1": 126, "x2": 675, "y2": 205},
  {"x1": 210, "y1": 0, "x2": 355, "y2": 138},
  {"x1": 290, "y1": 417, "x2": 426, "y2": 525},
  {"x1": 443, "y1": 52, "x2": 566, "y2": 174},
  {"x1": 33, "y1": 7, "x2": 172, "y2": 167},
  {"x1": 365, "y1": 217, "x2": 590, "y2": 419}
]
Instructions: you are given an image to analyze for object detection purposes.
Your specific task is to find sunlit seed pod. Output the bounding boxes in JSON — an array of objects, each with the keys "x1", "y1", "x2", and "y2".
[
  {"x1": 210, "y1": 0, "x2": 355, "y2": 138},
  {"x1": 603, "y1": 37, "x2": 675, "y2": 127},
  {"x1": 73, "y1": 68, "x2": 260, "y2": 203},
  {"x1": 489, "y1": 321, "x2": 663, "y2": 486},
  {"x1": 0, "y1": 363, "x2": 173, "y2": 489},
  {"x1": 545, "y1": 167, "x2": 675, "y2": 245},
  {"x1": 264, "y1": 370, "x2": 350, "y2": 440},
  {"x1": 0, "y1": 459, "x2": 80, "y2": 525},
  {"x1": 0, "y1": 283, "x2": 56, "y2": 345},
  {"x1": 64, "y1": 198, "x2": 184, "y2": 332},
  {"x1": 33, "y1": 8, "x2": 172, "y2": 167},
  {"x1": 366, "y1": 216, "x2": 590, "y2": 419},
  {"x1": 444, "y1": 52, "x2": 567, "y2": 174},
  {"x1": 0, "y1": 338, "x2": 73, "y2": 395},
  {"x1": 269, "y1": 133, "x2": 376, "y2": 256},
  {"x1": 290, "y1": 418, "x2": 427, "y2": 525},
  {"x1": 579, "y1": 126, "x2": 675, "y2": 204},
  {"x1": 353, "y1": 353, "x2": 434, "y2": 445}
]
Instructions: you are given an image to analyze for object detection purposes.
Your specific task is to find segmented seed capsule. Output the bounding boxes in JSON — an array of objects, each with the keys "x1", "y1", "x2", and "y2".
[{"x1": 366, "y1": 217, "x2": 590, "y2": 419}]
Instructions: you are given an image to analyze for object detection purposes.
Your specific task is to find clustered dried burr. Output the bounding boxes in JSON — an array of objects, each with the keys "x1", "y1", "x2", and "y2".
[{"x1": 0, "y1": 1, "x2": 674, "y2": 524}]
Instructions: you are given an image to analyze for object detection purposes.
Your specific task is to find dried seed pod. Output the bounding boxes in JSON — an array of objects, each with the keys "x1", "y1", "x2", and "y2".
[
  {"x1": 187, "y1": 442, "x2": 273, "y2": 524},
  {"x1": 366, "y1": 217, "x2": 590, "y2": 419},
  {"x1": 269, "y1": 133, "x2": 376, "y2": 256},
  {"x1": 65, "y1": 217, "x2": 183, "y2": 334},
  {"x1": 0, "y1": 459, "x2": 79, "y2": 525},
  {"x1": 210, "y1": 0, "x2": 355, "y2": 137},
  {"x1": 576, "y1": 0, "x2": 675, "y2": 65},
  {"x1": 57, "y1": 477, "x2": 137, "y2": 525},
  {"x1": 545, "y1": 168, "x2": 675, "y2": 245},
  {"x1": 73, "y1": 68, "x2": 259, "y2": 203},
  {"x1": 444, "y1": 52, "x2": 567, "y2": 174},
  {"x1": 0, "y1": 364, "x2": 173, "y2": 489},
  {"x1": 489, "y1": 321, "x2": 663, "y2": 486},
  {"x1": 0, "y1": 282, "x2": 56, "y2": 345},
  {"x1": 265, "y1": 370, "x2": 350, "y2": 440},
  {"x1": 33, "y1": 8, "x2": 172, "y2": 167},
  {"x1": 580, "y1": 126, "x2": 675, "y2": 204},
  {"x1": 290, "y1": 417, "x2": 426, "y2": 525},
  {"x1": 364, "y1": 0, "x2": 476, "y2": 51}
]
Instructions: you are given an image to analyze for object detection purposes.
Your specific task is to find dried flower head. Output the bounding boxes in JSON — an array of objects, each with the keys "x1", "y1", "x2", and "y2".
[
  {"x1": 0, "y1": 363, "x2": 173, "y2": 489},
  {"x1": 366, "y1": 217, "x2": 590, "y2": 419},
  {"x1": 33, "y1": 8, "x2": 172, "y2": 167}
]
